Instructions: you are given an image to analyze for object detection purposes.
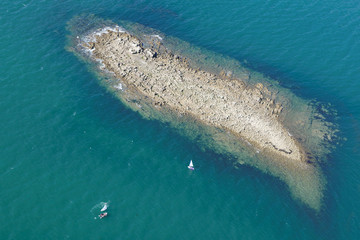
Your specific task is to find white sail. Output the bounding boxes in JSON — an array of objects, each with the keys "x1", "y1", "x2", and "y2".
[
  {"x1": 101, "y1": 203, "x2": 108, "y2": 212},
  {"x1": 188, "y1": 160, "x2": 194, "y2": 170}
]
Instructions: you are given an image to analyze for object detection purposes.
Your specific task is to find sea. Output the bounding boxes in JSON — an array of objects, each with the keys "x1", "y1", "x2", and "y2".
[{"x1": 1, "y1": 0, "x2": 359, "y2": 239}]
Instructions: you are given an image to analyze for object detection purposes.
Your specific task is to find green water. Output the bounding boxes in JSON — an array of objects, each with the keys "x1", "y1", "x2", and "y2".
[{"x1": 1, "y1": 0, "x2": 359, "y2": 239}]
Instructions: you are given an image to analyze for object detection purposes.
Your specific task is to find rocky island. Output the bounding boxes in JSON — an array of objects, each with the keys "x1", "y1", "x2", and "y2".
[
  {"x1": 93, "y1": 29, "x2": 301, "y2": 161},
  {"x1": 67, "y1": 15, "x2": 338, "y2": 211}
]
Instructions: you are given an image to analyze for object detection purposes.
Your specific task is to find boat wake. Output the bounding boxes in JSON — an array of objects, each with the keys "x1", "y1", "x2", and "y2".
[{"x1": 90, "y1": 201, "x2": 110, "y2": 219}]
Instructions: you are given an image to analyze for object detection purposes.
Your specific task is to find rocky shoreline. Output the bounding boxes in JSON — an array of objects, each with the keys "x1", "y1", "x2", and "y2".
[{"x1": 68, "y1": 18, "x2": 338, "y2": 210}]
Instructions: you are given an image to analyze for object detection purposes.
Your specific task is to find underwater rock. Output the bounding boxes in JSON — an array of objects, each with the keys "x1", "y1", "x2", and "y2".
[{"x1": 67, "y1": 15, "x2": 338, "y2": 211}]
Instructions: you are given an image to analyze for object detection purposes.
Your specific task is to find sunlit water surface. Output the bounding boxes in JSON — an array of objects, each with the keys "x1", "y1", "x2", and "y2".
[{"x1": 1, "y1": 0, "x2": 359, "y2": 239}]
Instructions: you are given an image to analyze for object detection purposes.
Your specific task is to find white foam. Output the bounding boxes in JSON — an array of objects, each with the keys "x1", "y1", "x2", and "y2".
[
  {"x1": 114, "y1": 83, "x2": 123, "y2": 90},
  {"x1": 79, "y1": 25, "x2": 127, "y2": 57},
  {"x1": 245, "y1": 140, "x2": 252, "y2": 146},
  {"x1": 82, "y1": 47, "x2": 95, "y2": 56},
  {"x1": 80, "y1": 25, "x2": 125, "y2": 45},
  {"x1": 95, "y1": 58, "x2": 106, "y2": 70},
  {"x1": 151, "y1": 34, "x2": 163, "y2": 41}
]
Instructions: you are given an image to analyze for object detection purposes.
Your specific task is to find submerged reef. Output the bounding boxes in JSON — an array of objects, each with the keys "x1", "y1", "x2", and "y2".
[{"x1": 67, "y1": 15, "x2": 338, "y2": 211}]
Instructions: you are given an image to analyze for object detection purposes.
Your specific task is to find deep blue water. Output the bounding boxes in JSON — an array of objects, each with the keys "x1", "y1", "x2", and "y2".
[{"x1": 1, "y1": 0, "x2": 359, "y2": 239}]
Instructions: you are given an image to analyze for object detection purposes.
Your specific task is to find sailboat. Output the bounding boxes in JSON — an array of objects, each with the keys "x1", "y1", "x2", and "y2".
[{"x1": 188, "y1": 160, "x2": 194, "y2": 170}]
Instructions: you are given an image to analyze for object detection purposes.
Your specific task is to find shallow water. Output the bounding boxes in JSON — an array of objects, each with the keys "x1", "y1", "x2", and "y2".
[
  {"x1": 67, "y1": 15, "x2": 337, "y2": 211},
  {"x1": 1, "y1": 0, "x2": 360, "y2": 239}
]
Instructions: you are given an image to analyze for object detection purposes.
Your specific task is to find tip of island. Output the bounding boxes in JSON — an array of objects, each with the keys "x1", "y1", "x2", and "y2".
[{"x1": 67, "y1": 15, "x2": 339, "y2": 211}]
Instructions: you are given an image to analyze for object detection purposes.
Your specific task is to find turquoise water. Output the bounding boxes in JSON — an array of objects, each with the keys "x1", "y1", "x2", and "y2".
[{"x1": 1, "y1": 0, "x2": 359, "y2": 239}]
